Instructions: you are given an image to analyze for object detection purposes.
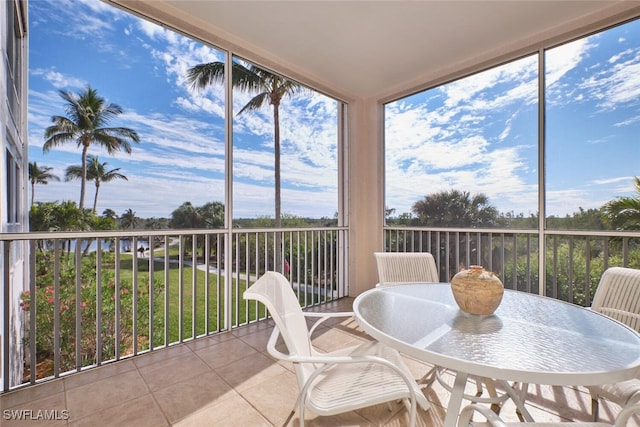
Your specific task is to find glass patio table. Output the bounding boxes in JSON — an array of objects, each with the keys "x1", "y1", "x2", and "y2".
[{"x1": 353, "y1": 283, "x2": 640, "y2": 427}]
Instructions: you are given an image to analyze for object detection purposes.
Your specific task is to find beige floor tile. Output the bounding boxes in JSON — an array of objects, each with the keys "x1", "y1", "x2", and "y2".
[
  {"x1": 515, "y1": 383, "x2": 590, "y2": 421},
  {"x1": 1, "y1": 379, "x2": 64, "y2": 409},
  {"x1": 152, "y1": 370, "x2": 236, "y2": 424},
  {"x1": 64, "y1": 369, "x2": 149, "y2": 420},
  {"x1": 173, "y1": 394, "x2": 271, "y2": 427},
  {"x1": 239, "y1": 370, "x2": 299, "y2": 425},
  {"x1": 355, "y1": 400, "x2": 419, "y2": 426},
  {"x1": 1, "y1": 393, "x2": 68, "y2": 427},
  {"x1": 63, "y1": 359, "x2": 136, "y2": 390},
  {"x1": 137, "y1": 351, "x2": 211, "y2": 391},
  {"x1": 237, "y1": 327, "x2": 274, "y2": 352},
  {"x1": 231, "y1": 319, "x2": 274, "y2": 338},
  {"x1": 400, "y1": 355, "x2": 437, "y2": 383},
  {"x1": 215, "y1": 351, "x2": 289, "y2": 392},
  {"x1": 307, "y1": 298, "x2": 355, "y2": 314},
  {"x1": 184, "y1": 332, "x2": 231, "y2": 351},
  {"x1": 310, "y1": 326, "x2": 366, "y2": 353},
  {"x1": 68, "y1": 394, "x2": 168, "y2": 427},
  {"x1": 194, "y1": 337, "x2": 258, "y2": 369},
  {"x1": 131, "y1": 343, "x2": 192, "y2": 369},
  {"x1": 288, "y1": 409, "x2": 372, "y2": 426}
]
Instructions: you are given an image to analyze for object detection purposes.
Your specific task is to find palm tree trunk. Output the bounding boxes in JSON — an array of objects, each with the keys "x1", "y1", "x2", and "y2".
[
  {"x1": 274, "y1": 104, "x2": 281, "y2": 228},
  {"x1": 79, "y1": 143, "x2": 89, "y2": 209},
  {"x1": 93, "y1": 183, "x2": 100, "y2": 214},
  {"x1": 31, "y1": 182, "x2": 35, "y2": 206},
  {"x1": 274, "y1": 103, "x2": 282, "y2": 272}
]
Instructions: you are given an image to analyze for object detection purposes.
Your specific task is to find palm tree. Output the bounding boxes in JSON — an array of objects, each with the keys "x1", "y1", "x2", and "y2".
[
  {"x1": 65, "y1": 155, "x2": 128, "y2": 213},
  {"x1": 602, "y1": 176, "x2": 640, "y2": 231},
  {"x1": 43, "y1": 86, "x2": 139, "y2": 209},
  {"x1": 28, "y1": 162, "x2": 59, "y2": 206},
  {"x1": 186, "y1": 61, "x2": 307, "y2": 229},
  {"x1": 102, "y1": 208, "x2": 117, "y2": 220},
  {"x1": 412, "y1": 190, "x2": 502, "y2": 228},
  {"x1": 120, "y1": 208, "x2": 137, "y2": 230},
  {"x1": 169, "y1": 201, "x2": 203, "y2": 229}
]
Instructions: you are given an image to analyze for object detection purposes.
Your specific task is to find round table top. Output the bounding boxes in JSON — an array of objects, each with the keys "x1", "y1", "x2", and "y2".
[{"x1": 353, "y1": 283, "x2": 640, "y2": 386}]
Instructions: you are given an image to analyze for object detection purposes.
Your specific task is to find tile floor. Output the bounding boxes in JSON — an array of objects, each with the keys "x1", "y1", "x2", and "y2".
[{"x1": 1, "y1": 297, "x2": 638, "y2": 426}]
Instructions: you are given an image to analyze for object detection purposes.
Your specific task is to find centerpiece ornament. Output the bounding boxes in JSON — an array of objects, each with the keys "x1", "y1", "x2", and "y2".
[{"x1": 451, "y1": 265, "x2": 504, "y2": 315}]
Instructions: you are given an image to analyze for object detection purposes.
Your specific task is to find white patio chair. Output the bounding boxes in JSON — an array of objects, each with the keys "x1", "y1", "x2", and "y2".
[
  {"x1": 374, "y1": 251, "x2": 439, "y2": 286},
  {"x1": 373, "y1": 251, "x2": 441, "y2": 384},
  {"x1": 588, "y1": 267, "x2": 640, "y2": 420},
  {"x1": 243, "y1": 271, "x2": 430, "y2": 427},
  {"x1": 456, "y1": 402, "x2": 640, "y2": 427}
]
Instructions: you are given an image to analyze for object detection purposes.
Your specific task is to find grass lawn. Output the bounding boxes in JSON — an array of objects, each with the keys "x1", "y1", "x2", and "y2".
[{"x1": 116, "y1": 254, "x2": 252, "y2": 345}]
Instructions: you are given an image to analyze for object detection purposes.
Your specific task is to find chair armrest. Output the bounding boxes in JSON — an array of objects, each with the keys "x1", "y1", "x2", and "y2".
[
  {"x1": 266, "y1": 325, "x2": 372, "y2": 365},
  {"x1": 303, "y1": 311, "x2": 355, "y2": 336},
  {"x1": 265, "y1": 325, "x2": 346, "y2": 362},
  {"x1": 457, "y1": 404, "x2": 507, "y2": 427},
  {"x1": 616, "y1": 403, "x2": 640, "y2": 427},
  {"x1": 303, "y1": 311, "x2": 354, "y2": 319},
  {"x1": 266, "y1": 326, "x2": 293, "y2": 361},
  {"x1": 266, "y1": 328, "x2": 414, "y2": 380}
]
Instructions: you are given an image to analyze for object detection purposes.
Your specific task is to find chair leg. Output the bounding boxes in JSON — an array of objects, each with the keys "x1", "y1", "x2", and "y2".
[
  {"x1": 403, "y1": 397, "x2": 417, "y2": 427},
  {"x1": 592, "y1": 397, "x2": 599, "y2": 422},
  {"x1": 418, "y1": 366, "x2": 437, "y2": 386},
  {"x1": 481, "y1": 378, "x2": 502, "y2": 414},
  {"x1": 282, "y1": 409, "x2": 295, "y2": 427},
  {"x1": 386, "y1": 400, "x2": 413, "y2": 426},
  {"x1": 299, "y1": 402, "x2": 305, "y2": 427},
  {"x1": 513, "y1": 382, "x2": 529, "y2": 421},
  {"x1": 475, "y1": 377, "x2": 484, "y2": 397}
]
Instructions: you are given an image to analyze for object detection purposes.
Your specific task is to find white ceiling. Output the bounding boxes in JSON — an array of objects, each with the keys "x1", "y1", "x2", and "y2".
[{"x1": 115, "y1": 1, "x2": 640, "y2": 101}]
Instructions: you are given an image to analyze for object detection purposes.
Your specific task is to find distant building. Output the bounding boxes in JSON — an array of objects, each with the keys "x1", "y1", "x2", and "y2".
[{"x1": 1, "y1": 0, "x2": 29, "y2": 387}]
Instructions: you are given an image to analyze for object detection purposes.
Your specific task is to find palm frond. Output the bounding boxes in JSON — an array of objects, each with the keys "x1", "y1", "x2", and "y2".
[
  {"x1": 186, "y1": 62, "x2": 226, "y2": 89},
  {"x1": 238, "y1": 93, "x2": 271, "y2": 114},
  {"x1": 64, "y1": 165, "x2": 84, "y2": 181},
  {"x1": 601, "y1": 177, "x2": 640, "y2": 231}
]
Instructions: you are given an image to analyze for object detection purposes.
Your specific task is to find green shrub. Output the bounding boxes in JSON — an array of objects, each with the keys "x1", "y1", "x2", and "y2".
[{"x1": 20, "y1": 251, "x2": 163, "y2": 377}]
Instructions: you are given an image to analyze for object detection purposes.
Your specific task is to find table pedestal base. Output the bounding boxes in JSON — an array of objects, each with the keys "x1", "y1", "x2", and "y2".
[{"x1": 442, "y1": 373, "x2": 533, "y2": 427}]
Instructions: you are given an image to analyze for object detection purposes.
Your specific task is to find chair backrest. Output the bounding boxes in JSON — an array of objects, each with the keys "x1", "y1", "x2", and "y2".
[
  {"x1": 243, "y1": 271, "x2": 313, "y2": 361},
  {"x1": 374, "y1": 252, "x2": 439, "y2": 286},
  {"x1": 591, "y1": 267, "x2": 640, "y2": 333}
]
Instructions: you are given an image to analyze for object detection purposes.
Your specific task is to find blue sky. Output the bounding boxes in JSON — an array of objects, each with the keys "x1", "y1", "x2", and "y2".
[
  {"x1": 28, "y1": 0, "x2": 338, "y2": 219},
  {"x1": 386, "y1": 18, "x2": 640, "y2": 218},
  {"x1": 28, "y1": 1, "x2": 639, "y2": 220}
]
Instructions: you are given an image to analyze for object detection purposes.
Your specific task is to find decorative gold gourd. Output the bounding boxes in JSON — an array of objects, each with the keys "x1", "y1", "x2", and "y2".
[{"x1": 451, "y1": 265, "x2": 504, "y2": 315}]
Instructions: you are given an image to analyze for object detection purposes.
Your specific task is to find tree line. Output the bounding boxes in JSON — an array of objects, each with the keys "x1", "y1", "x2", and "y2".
[{"x1": 387, "y1": 181, "x2": 640, "y2": 232}]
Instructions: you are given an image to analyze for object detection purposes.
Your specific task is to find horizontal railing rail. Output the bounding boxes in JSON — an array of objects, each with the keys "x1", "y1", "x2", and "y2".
[{"x1": 1, "y1": 227, "x2": 347, "y2": 392}]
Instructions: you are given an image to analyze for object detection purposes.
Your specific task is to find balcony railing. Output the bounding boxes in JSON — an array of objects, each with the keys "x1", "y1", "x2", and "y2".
[
  {"x1": 1, "y1": 227, "x2": 347, "y2": 392},
  {"x1": 3, "y1": 225, "x2": 639, "y2": 393},
  {"x1": 385, "y1": 226, "x2": 640, "y2": 304}
]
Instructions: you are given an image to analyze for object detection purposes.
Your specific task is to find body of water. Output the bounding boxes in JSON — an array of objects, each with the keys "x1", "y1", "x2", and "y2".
[{"x1": 46, "y1": 238, "x2": 150, "y2": 253}]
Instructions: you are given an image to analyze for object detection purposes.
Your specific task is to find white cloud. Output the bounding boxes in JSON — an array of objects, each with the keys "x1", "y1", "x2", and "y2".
[
  {"x1": 546, "y1": 38, "x2": 592, "y2": 87},
  {"x1": 592, "y1": 176, "x2": 631, "y2": 185},
  {"x1": 30, "y1": 69, "x2": 86, "y2": 90},
  {"x1": 137, "y1": 19, "x2": 167, "y2": 40}
]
